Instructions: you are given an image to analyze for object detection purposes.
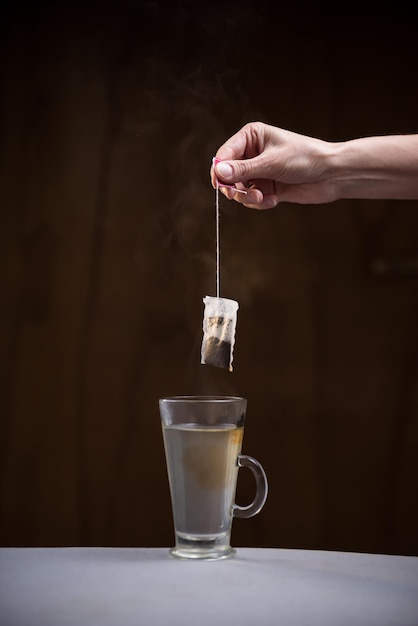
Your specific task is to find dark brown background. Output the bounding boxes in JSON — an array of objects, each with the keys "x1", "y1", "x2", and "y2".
[{"x1": 1, "y1": 0, "x2": 417, "y2": 555}]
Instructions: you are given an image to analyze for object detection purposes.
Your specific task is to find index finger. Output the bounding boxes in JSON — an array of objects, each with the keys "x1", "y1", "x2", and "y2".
[
  {"x1": 215, "y1": 127, "x2": 249, "y2": 161},
  {"x1": 211, "y1": 128, "x2": 250, "y2": 188}
]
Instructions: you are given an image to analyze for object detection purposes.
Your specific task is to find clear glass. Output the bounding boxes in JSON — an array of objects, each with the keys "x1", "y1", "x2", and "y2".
[{"x1": 159, "y1": 396, "x2": 268, "y2": 560}]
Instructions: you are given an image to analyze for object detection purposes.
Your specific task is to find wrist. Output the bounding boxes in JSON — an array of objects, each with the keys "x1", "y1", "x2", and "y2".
[{"x1": 324, "y1": 140, "x2": 364, "y2": 201}]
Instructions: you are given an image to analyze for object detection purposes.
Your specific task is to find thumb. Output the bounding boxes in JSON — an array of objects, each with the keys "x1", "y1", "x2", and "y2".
[
  {"x1": 215, "y1": 160, "x2": 236, "y2": 182},
  {"x1": 215, "y1": 155, "x2": 271, "y2": 183}
]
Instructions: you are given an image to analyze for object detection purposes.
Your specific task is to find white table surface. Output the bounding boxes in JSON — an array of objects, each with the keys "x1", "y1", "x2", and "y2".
[{"x1": 1, "y1": 547, "x2": 418, "y2": 626}]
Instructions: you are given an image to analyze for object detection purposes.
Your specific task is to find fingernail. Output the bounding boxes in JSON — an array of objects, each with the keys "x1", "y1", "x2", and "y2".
[{"x1": 216, "y1": 162, "x2": 233, "y2": 180}]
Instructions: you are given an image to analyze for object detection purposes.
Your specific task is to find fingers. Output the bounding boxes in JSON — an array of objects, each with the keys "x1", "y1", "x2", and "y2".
[
  {"x1": 214, "y1": 158, "x2": 251, "y2": 185},
  {"x1": 219, "y1": 187, "x2": 279, "y2": 210},
  {"x1": 215, "y1": 125, "x2": 255, "y2": 162},
  {"x1": 234, "y1": 188, "x2": 262, "y2": 204},
  {"x1": 210, "y1": 158, "x2": 235, "y2": 189},
  {"x1": 210, "y1": 122, "x2": 279, "y2": 208},
  {"x1": 215, "y1": 161, "x2": 234, "y2": 181},
  {"x1": 210, "y1": 158, "x2": 248, "y2": 194},
  {"x1": 213, "y1": 121, "x2": 267, "y2": 185},
  {"x1": 211, "y1": 163, "x2": 280, "y2": 209},
  {"x1": 244, "y1": 193, "x2": 279, "y2": 210},
  {"x1": 214, "y1": 151, "x2": 278, "y2": 187},
  {"x1": 211, "y1": 158, "x2": 251, "y2": 190}
]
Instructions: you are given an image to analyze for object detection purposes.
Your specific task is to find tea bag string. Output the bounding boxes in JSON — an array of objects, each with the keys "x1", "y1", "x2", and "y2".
[
  {"x1": 216, "y1": 181, "x2": 220, "y2": 298},
  {"x1": 213, "y1": 157, "x2": 247, "y2": 299}
]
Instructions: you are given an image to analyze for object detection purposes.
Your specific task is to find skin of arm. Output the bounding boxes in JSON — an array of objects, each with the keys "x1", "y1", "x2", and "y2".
[
  {"x1": 211, "y1": 122, "x2": 418, "y2": 209},
  {"x1": 330, "y1": 134, "x2": 418, "y2": 201}
]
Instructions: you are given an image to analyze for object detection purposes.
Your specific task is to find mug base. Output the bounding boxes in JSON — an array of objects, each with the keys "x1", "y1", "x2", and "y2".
[
  {"x1": 169, "y1": 533, "x2": 236, "y2": 560},
  {"x1": 169, "y1": 546, "x2": 236, "y2": 560}
]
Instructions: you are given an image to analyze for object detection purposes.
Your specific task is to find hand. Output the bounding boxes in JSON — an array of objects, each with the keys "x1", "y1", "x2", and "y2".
[{"x1": 211, "y1": 122, "x2": 337, "y2": 209}]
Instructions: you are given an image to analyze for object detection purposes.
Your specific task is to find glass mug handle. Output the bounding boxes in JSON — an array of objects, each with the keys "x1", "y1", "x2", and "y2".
[{"x1": 233, "y1": 454, "x2": 268, "y2": 519}]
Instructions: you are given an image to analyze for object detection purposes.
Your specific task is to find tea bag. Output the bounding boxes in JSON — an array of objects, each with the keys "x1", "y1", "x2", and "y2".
[
  {"x1": 200, "y1": 160, "x2": 241, "y2": 372},
  {"x1": 201, "y1": 295, "x2": 239, "y2": 372}
]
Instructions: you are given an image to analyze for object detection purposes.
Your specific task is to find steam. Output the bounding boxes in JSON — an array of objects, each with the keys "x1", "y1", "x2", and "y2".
[{"x1": 125, "y1": 0, "x2": 271, "y2": 390}]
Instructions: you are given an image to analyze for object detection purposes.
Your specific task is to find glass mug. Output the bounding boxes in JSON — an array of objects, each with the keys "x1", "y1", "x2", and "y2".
[{"x1": 159, "y1": 396, "x2": 268, "y2": 560}]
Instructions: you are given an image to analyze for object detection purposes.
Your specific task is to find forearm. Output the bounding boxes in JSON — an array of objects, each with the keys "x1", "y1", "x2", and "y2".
[{"x1": 328, "y1": 134, "x2": 418, "y2": 200}]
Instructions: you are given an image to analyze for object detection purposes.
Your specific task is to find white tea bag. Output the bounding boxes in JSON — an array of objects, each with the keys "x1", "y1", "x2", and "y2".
[{"x1": 201, "y1": 296, "x2": 239, "y2": 372}]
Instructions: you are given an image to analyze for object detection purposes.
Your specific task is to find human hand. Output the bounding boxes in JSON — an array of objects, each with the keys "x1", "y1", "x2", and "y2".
[{"x1": 211, "y1": 122, "x2": 338, "y2": 209}]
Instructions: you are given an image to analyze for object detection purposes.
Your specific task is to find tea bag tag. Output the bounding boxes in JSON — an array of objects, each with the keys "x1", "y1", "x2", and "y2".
[{"x1": 201, "y1": 295, "x2": 239, "y2": 372}]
